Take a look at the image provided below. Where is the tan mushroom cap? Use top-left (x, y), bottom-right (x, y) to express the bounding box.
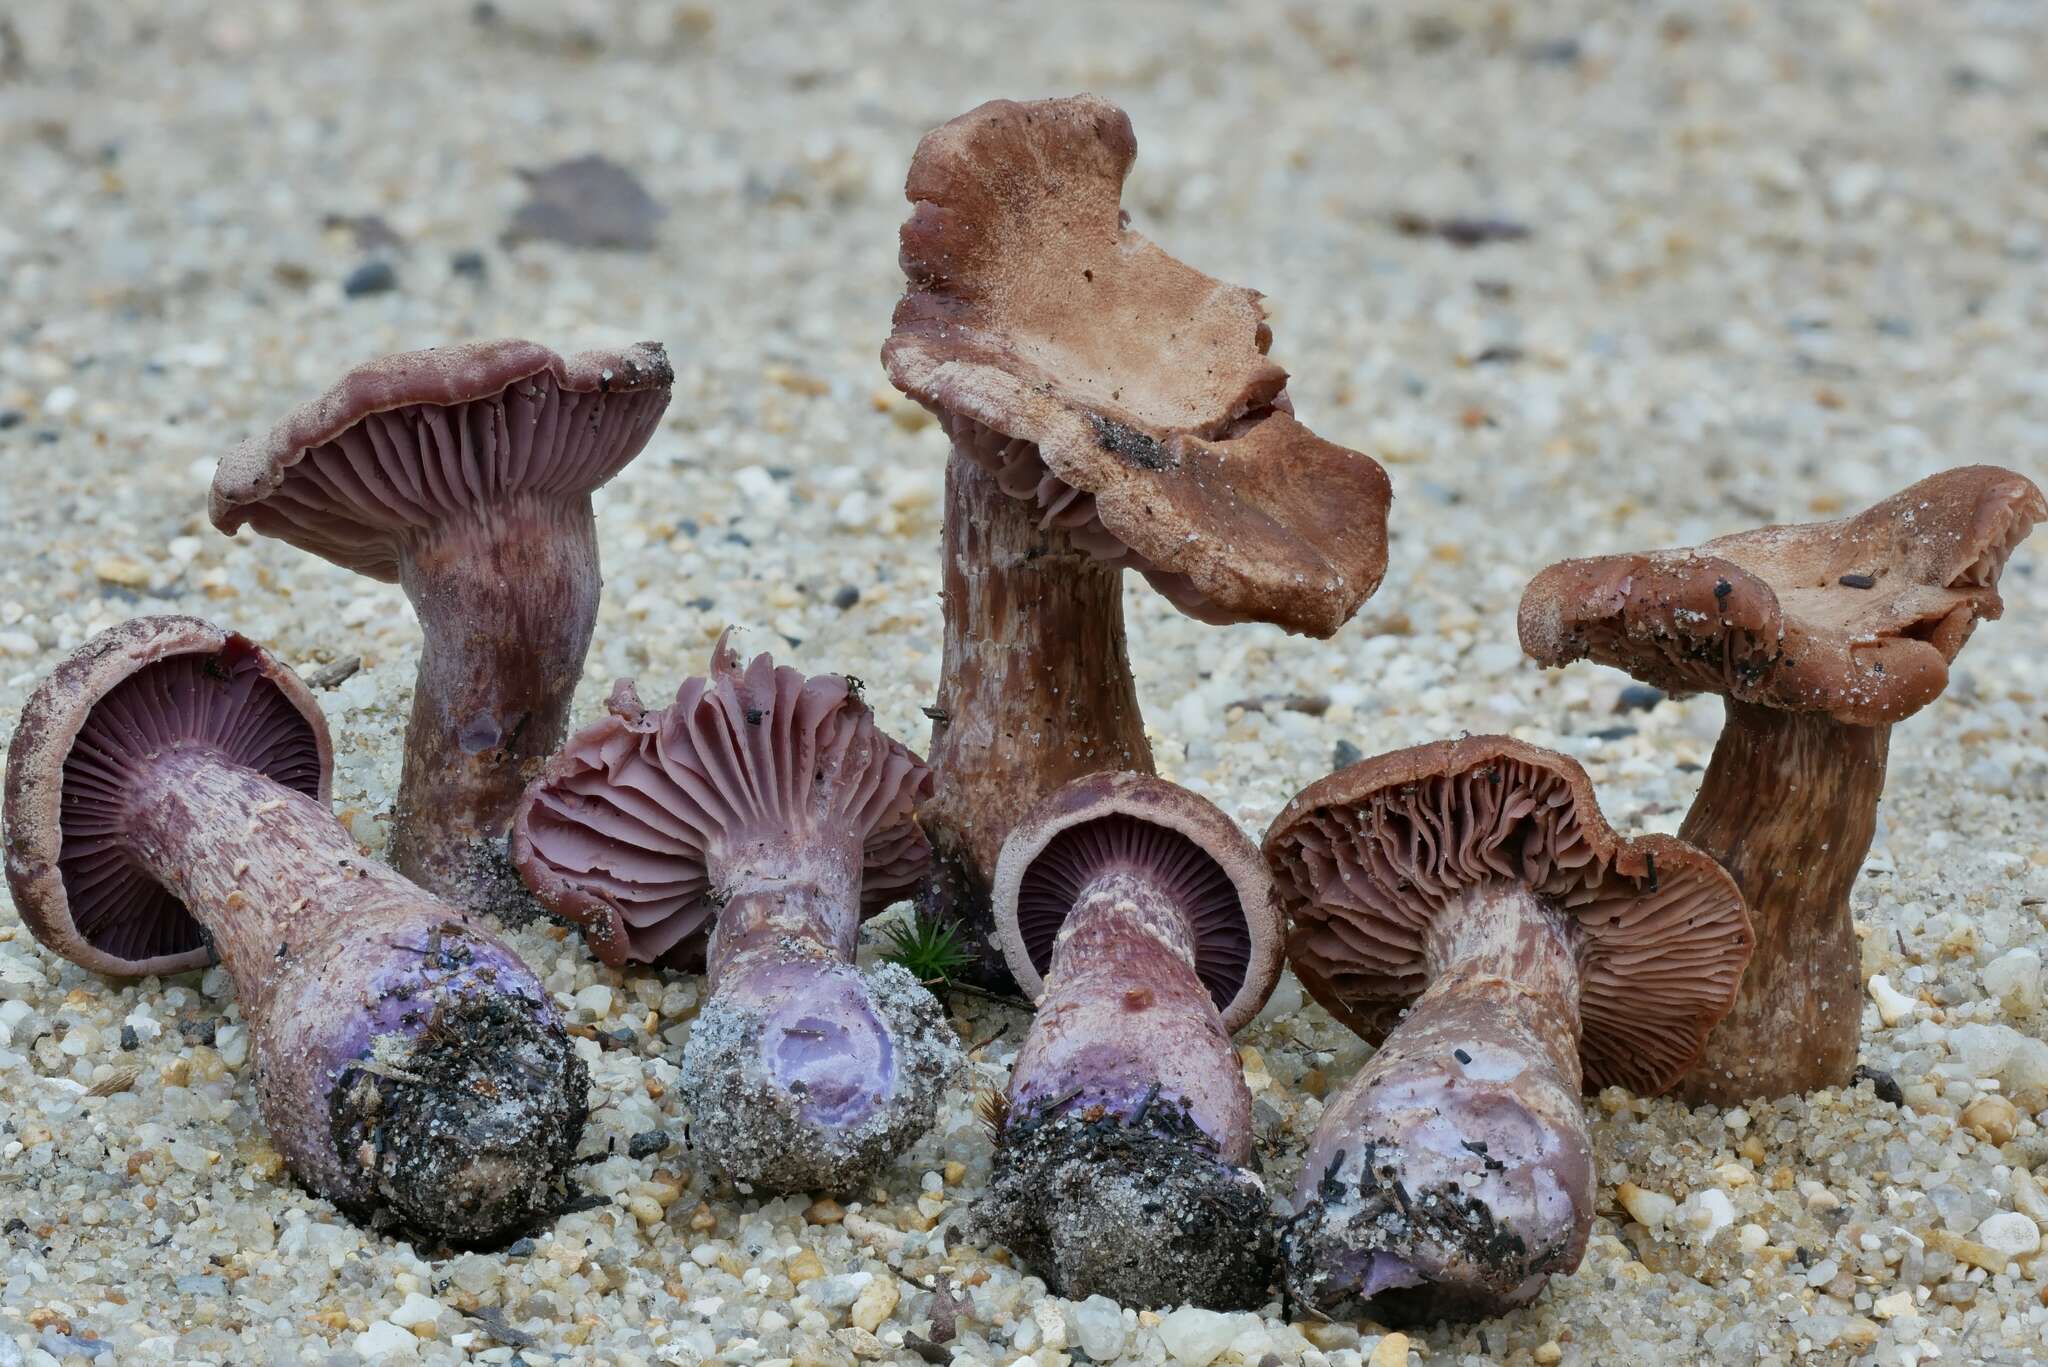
top-left (1264, 737), bottom-right (1753, 1095)
top-left (883, 95), bottom-right (1391, 638)
top-left (3, 616), bottom-right (332, 979)
top-left (210, 339), bottom-right (673, 581)
top-left (992, 771), bottom-right (1284, 1033)
top-left (1520, 466), bottom-right (2047, 728)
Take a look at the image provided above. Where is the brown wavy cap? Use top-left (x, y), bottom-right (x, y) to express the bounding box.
top-left (210, 339), bottom-right (674, 581)
top-left (882, 95), bottom-right (1391, 638)
top-left (1520, 465), bottom-right (2048, 727)
top-left (3, 616), bottom-right (333, 979)
top-left (989, 770), bottom-right (1284, 1033)
top-left (1263, 736), bottom-right (1753, 1096)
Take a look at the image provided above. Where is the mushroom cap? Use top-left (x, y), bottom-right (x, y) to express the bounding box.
top-left (210, 339), bottom-right (674, 581)
top-left (992, 771), bottom-right (1284, 1034)
top-left (3, 616), bottom-right (332, 978)
top-left (883, 95), bottom-right (1392, 638)
top-left (510, 637), bottom-right (933, 969)
top-left (1519, 465), bottom-right (2048, 727)
top-left (1263, 736), bottom-right (1752, 1095)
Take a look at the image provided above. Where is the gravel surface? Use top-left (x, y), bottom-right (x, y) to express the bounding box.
top-left (3, 2), bottom-right (2046, 1364)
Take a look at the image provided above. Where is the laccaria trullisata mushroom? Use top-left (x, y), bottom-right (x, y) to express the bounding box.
top-left (882, 95), bottom-right (1393, 990)
top-left (1520, 465), bottom-right (2045, 1103)
top-left (511, 638), bottom-right (960, 1191)
top-left (210, 340), bottom-right (673, 912)
top-left (1265, 738), bottom-right (1751, 1323)
top-left (2, 617), bottom-right (588, 1243)
top-left (974, 772), bottom-right (1284, 1309)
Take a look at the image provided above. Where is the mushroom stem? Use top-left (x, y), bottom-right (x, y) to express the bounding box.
top-left (390, 498), bottom-right (601, 909)
top-left (1675, 699), bottom-right (1889, 1102)
top-left (921, 438), bottom-right (1152, 990)
top-left (682, 841), bottom-right (961, 1192)
top-left (1285, 881), bottom-right (1595, 1325)
top-left (124, 745), bottom-right (586, 1243)
top-left (1007, 869), bottom-right (1247, 1147)
top-left (978, 868), bottom-right (1272, 1308)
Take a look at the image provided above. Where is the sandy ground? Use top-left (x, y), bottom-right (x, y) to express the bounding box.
top-left (3, 1), bottom-right (2046, 1364)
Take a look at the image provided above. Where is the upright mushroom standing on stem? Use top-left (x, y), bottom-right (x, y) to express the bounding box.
top-left (1520, 465), bottom-right (2045, 1102)
top-left (511, 638), bottom-right (960, 1192)
top-left (2, 617), bottom-right (588, 1244)
top-left (975, 772), bottom-right (1284, 1309)
top-left (1265, 738), bottom-right (1751, 1323)
top-left (882, 94), bottom-right (1394, 990)
top-left (210, 339), bottom-right (673, 913)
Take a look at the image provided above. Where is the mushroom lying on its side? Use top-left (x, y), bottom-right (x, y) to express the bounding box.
top-left (1265, 738), bottom-right (1751, 1323)
top-left (1521, 465), bottom-right (2045, 1102)
top-left (974, 772), bottom-right (1284, 1309)
top-left (512, 637), bottom-right (959, 1192)
top-left (2, 617), bottom-right (588, 1244)
top-left (883, 95), bottom-right (1394, 991)
top-left (211, 340), bottom-right (673, 915)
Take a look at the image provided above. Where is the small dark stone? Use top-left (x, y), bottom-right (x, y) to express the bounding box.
top-left (4, 1218), bottom-right (26, 1235)
top-left (724, 531), bottom-right (751, 547)
top-left (1333, 739), bottom-right (1364, 769)
top-left (1853, 1064), bottom-right (1905, 1107)
top-left (119, 1025), bottom-right (139, 1052)
top-left (1454, 1048), bottom-right (1472, 1064)
top-left (1838, 573), bottom-right (1877, 590)
top-left (1588, 725), bottom-right (1637, 741)
top-left (505, 1237), bottom-right (536, 1257)
top-left (1526, 36), bottom-right (1582, 64)
top-left (903, 1333), bottom-right (952, 1365)
top-left (1615, 684), bottom-right (1666, 713)
top-left (34, 429), bottom-right (58, 444)
top-left (677, 519), bottom-right (699, 536)
top-left (686, 596), bottom-right (714, 611)
top-left (0, 410), bottom-right (22, 430)
top-left (504, 154), bottom-right (663, 252)
top-left (451, 249), bottom-right (488, 280)
top-left (832, 585), bottom-right (861, 610)
top-left (180, 1017), bottom-right (216, 1046)
top-left (342, 259), bottom-right (399, 297)
top-left (627, 1129), bottom-right (672, 1160)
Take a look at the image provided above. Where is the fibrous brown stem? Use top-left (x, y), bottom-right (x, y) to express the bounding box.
top-left (390, 498), bottom-right (600, 912)
top-left (1285, 882), bottom-right (1594, 1324)
top-left (1676, 699), bottom-right (1889, 1103)
top-left (920, 448), bottom-right (1151, 990)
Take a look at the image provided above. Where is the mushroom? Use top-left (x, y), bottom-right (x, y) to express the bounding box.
top-left (973, 771), bottom-right (1284, 1309)
top-left (210, 339), bottom-right (674, 912)
top-left (2, 617), bottom-right (588, 1243)
top-left (1264, 737), bottom-right (1751, 1323)
top-left (882, 95), bottom-right (1394, 990)
top-left (510, 637), bottom-right (960, 1192)
top-left (1519, 465), bottom-right (2046, 1101)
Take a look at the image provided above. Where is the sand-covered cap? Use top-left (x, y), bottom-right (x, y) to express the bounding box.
top-left (511, 636), bottom-right (933, 969)
top-left (1265, 736), bottom-right (1752, 1094)
top-left (883, 95), bottom-right (1392, 637)
top-left (1520, 466), bottom-right (2048, 728)
top-left (210, 339), bottom-right (674, 580)
top-left (993, 771), bottom-right (1283, 1033)
top-left (3, 616), bottom-right (332, 978)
